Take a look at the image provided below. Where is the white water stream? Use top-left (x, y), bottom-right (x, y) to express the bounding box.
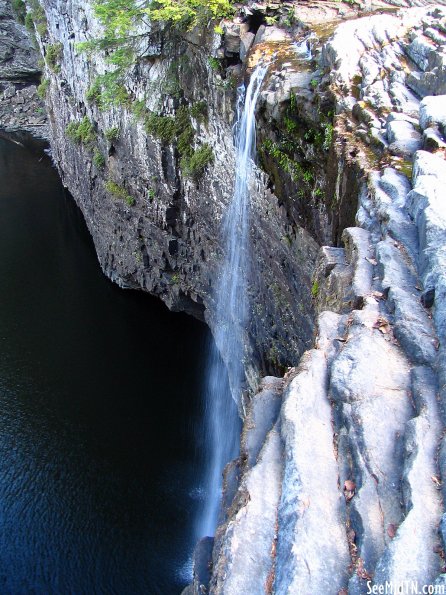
top-left (197, 63), bottom-right (269, 538)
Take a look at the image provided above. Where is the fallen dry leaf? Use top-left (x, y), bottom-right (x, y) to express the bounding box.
top-left (356, 558), bottom-right (372, 580)
top-left (365, 257), bottom-right (378, 266)
top-left (387, 523), bottom-right (397, 538)
top-left (373, 316), bottom-right (390, 334)
top-left (432, 475), bottom-right (442, 488)
top-left (344, 480), bottom-right (356, 491)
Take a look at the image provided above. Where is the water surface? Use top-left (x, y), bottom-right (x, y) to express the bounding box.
top-left (0, 138), bottom-right (209, 594)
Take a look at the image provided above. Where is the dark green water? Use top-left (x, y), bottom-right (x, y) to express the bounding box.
top-left (0, 138), bottom-right (209, 594)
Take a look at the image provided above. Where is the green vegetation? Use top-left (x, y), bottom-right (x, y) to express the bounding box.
top-left (190, 100), bottom-right (208, 121)
top-left (83, 74), bottom-right (129, 109)
top-left (45, 43), bottom-right (63, 72)
top-left (37, 78), bottom-right (49, 99)
top-left (181, 143), bottom-right (214, 180)
top-left (105, 126), bottom-right (120, 141)
top-left (11, 0), bottom-right (26, 23)
top-left (311, 280), bottom-right (319, 298)
top-left (93, 150), bottom-right (106, 168)
top-left (147, 188), bottom-right (155, 201)
top-left (144, 104), bottom-right (212, 179)
top-left (65, 116), bottom-right (96, 146)
top-left (104, 179), bottom-right (135, 206)
top-left (76, 0), bottom-right (234, 111)
top-left (261, 138), bottom-right (312, 185)
top-left (208, 57), bottom-right (220, 72)
top-left (26, 0), bottom-right (47, 37)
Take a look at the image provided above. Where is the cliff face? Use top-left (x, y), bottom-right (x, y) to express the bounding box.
top-left (0, 0), bottom-right (47, 139)
top-left (9, 0), bottom-right (446, 592)
top-left (34, 0), bottom-right (327, 391)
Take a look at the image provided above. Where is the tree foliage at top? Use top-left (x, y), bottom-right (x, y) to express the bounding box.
top-left (78, 0), bottom-right (233, 107)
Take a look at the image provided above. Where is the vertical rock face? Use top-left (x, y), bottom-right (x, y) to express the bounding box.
top-left (207, 4), bottom-right (446, 594)
top-left (8, 0), bottom-right (446, 591)
top-left (0, 0), bottom-right (47, 138)
top-left (35, 0), bottom-right (321, 388)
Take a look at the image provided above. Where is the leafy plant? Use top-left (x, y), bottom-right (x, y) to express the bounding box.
top-left (181, 144), bottom-right (214, 180)
top-left (208, 57), bottom-right (220, 72)
top-left (11, 0), bottom-right (26, 23)
top-left (105, 126), bottom-right (120, 141)
top-left (26, 0), bottom-right (47, 37)
top-left (45, 43), bottom-right (63, 72)
top-left (104, 179), bottom-right (135, 206)
top-left (65, 116), bottom-right (96, 146)
top-left (93, 150), bottom-right (106, 168)
top-left (37, 78), bottom-right (49, 99)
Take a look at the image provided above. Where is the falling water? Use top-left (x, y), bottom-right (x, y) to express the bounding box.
top-left (197, 62), bottom-right (269, 538)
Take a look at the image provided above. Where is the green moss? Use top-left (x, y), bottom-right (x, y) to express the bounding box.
top-left (37, 78), bottom-right (49, 99)
top-left (104, 127), bottom-right (120, 142)
top-left (27, 0), bottom-right (47, 37)
top-left (181, 144), bottom-right (214, 180)
top-left (208, 57), bottom-right (220, 72)
top-left (93, 150), bottom-right (106, 168)
top-left (132, 99), bottom-right (148, 121)
top-left (86, 80), bottom-right (102, 104)
top-left (104, 179), bottom-right (135, 206)
top-left (65, 116), bottom-right (96, 146)
top-left (311, 280), bottom-right (319, 298)
top-left (145, 112), bottom-right (177, 142)
top-left (190, 100), bottom-right (208, 121)
top-left (11, 0), bottom-right (26, 23)
top-left (45, 43), bottom-right (63, 72)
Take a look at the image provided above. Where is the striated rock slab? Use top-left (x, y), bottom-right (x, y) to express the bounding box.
top-left (274, 314), bottom-right (350, 595)
top-left (210, 423), bottom-right (283, 595)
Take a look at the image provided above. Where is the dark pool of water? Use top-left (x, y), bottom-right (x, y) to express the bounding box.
top-left (0, 138), bottom-right (210, 594)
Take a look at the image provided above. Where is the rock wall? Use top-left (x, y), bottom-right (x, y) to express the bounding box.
top-left (7, 0), bottom-right (446, 592)
top-left (34, 0), bottom-right (325, 391)
top-left (196, 3), bottom-right (446, 594)
top-left (0, 0), bottom-right (47, 139)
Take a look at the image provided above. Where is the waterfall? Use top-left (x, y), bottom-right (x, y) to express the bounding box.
top-left (197, 62), bottom-right (269, 539)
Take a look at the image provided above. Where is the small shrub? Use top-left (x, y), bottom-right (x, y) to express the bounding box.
top-left (132, 100), bottom-right (148, 121)
top-left (45, 43), bottom-right (63, 72)
top-left (26, 0), bottom-right (47, 36)
top-left (147, 188), bottom-right (155, 201)
top-left (181, 143), bottom-right (214, 180)
top-left (208, 57), bottom-right (220, 72)
top-left (86, 80), bottom-right (102, 104)
top-left (93, 150), bottom-right (106, 168)
top-left (104, 179), bottom-right (135, 206)
top-left (37, 78), bottom-right (49, 99)
top-left (24, 12), bottom-right (34, 30)
top-left (145, 112), bottom-right (177, 143)
top-left (214, 24), bottom-right (224, 35)
top-left (104, 127), bottom-right (119, 142)
top-left (65, 116), bottom-right (96, 146)
top-left (190, 100), bottom-right (208, 121)
top-left (11, 0), bottom-right (26, 23)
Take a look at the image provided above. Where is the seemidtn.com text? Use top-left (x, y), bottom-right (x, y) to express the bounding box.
top-left (367, 582), bottom-right (446, 595)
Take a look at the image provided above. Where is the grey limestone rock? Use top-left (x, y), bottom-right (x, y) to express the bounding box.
top-left (274, 321), bottom-right (350, 595)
